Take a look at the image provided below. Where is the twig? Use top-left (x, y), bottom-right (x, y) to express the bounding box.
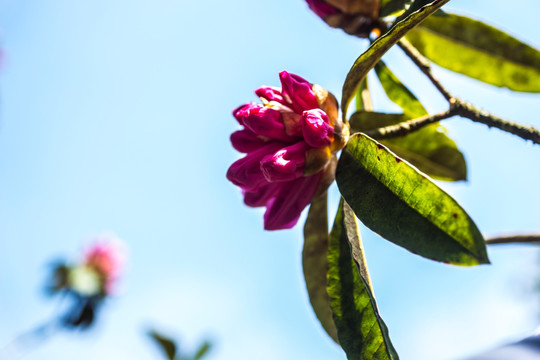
top-left (486, 234), bottom-right (540, 246)
top-left (363, 91), bottom-right (540, 144)
top-left (394, 37), bottom-right (540, 144)
top-left (397, 38), bottom-right (453, 101)
top-left (365, 109), bottom-right (456, 139)
top-left (452, 99), bottom-right (540, 145)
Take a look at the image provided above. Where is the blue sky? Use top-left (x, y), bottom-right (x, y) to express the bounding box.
top-left (0, 0), bottom-right (539, 359)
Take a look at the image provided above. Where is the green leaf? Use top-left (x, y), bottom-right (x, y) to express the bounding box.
top-left (355, 79), bottom-right (369, 113)
top-left (350, 112), bottom-right (409, 133)
top-left (148, 330), bottom-right (177, 360)
top-left (379, 0), bottom-right (410, 17)
top-left (365, 63), bottom-right (467, 181)
top-left (374, 61), bottom-right (427, 118)
top-left (336, 133), bottom-right (489, 265)
top-left (342, 0), bottom-right (449, 118)
top-left (303, 192), bottom-right (339, 343)
top-left (406, 13), bottom-right (540, 92)
top-left (328, 199), bottom-right (399, 360)
top-left (193, 341), bottom-right (212, 360)
top-left (392, 0), bottom-right (437, 25)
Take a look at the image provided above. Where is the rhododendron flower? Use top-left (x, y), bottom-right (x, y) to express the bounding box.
top-left (227, 71), bottom-right (348, 230)
top-left (306, 0), bottom-right (380, 37)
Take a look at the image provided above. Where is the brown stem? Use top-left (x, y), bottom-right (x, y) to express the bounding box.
top-left (398, 38), bottom-right (453, 101)
top-left (365, 109), bottom-right (457, 139)
top-left (486, 234), bottom-right (540, 246)
top-left (452, 99), bottom-right (540, 145)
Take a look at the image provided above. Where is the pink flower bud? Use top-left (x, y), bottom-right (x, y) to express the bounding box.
top-left (227, 72), bottom-right (349, 230)
top-left (260, 142), bottom-right (309, 182)
top-left (236, 104), bottom-right (297, 142)
top-left (230, 129), bottom-right (266, 153)
top-left (279, 71), bottom-right (320, 113)
top-left (301, 109), bottom-right (334, 148)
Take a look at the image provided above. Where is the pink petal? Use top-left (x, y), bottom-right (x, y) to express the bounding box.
top-left (227, 142), bottom-right (285, 191)
top-left (230, 129), bottom-right (266, 153)
top-left (263, 172), bottom-right (323, 230)
top-left (279, 71), bottom-right (320, 113)
top-left (233, 103), bottom-right (258, 124)
top-left (255, 86), bottom-right (286, 105)
top-left (243, 182), bottom-right (281, 207)
top-left (301, 109), bottom-right (334, 148)
top-left (236, 104), bottom-right (297, 142)
top-left (260, 141), bottom-right (308, 182)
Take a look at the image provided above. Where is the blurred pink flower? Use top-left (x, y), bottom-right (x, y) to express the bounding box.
top-left (227, 71), bottom-right (348, 230)
top-left (83, 234), bottom-right (126, 295)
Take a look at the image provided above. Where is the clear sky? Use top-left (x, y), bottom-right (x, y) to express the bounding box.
top-left (0, 1), bottom-right (539, 359)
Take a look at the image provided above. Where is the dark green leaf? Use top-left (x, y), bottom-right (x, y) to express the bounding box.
top-left (336, 133), bottom-right (489, 265)
top-left (374, 61), bottom-right (427, 118)
top-left (303, 192), bottom-right (339, 343)
top-left (406, 13), bottom-right (540, 92)
top-left (341, 0), bottom-right (449, 118)
top-left (148, 330), bottom-right (177, 360)
top-left (392, 0), bottom-right (437, 25)
top-left (193, 341), bottom-right (212, 360)
top-left (367, 63), bottom-right (467, 181)
top-left (328, 199), bottom-right (399, 360)
top-left (379, 0), bottom-right (410, 17)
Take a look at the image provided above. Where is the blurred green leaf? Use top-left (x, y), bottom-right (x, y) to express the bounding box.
top-left (336, 133), bottom-right (489, 265)
top-left (303, 192), bottom-right (339, 343)
top-left (148, 330), bottom-right (177, 360)
top-left (361, 63), bottom-right (467, 181)
top-left (342, 0), bottom-right (449, 118)
top-left (406, 13), bottom-right (540, 92)
top-left (328, 199), bottom-right (399, 360)
top-left (193, 341), bottom-right (212, 360)
top-left (374, 61), bottom-right (427, 118)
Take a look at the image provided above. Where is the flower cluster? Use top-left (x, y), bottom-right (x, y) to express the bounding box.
top-left (227, 71), bottom-right (348, 230)
top-left (306, 0), bottom-right (380, 37)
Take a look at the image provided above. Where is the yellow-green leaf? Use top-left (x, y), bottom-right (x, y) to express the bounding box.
top-left (374, 61), bottom-right (427, 118)
top-left (406, 13), bottom-right (540, 92)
